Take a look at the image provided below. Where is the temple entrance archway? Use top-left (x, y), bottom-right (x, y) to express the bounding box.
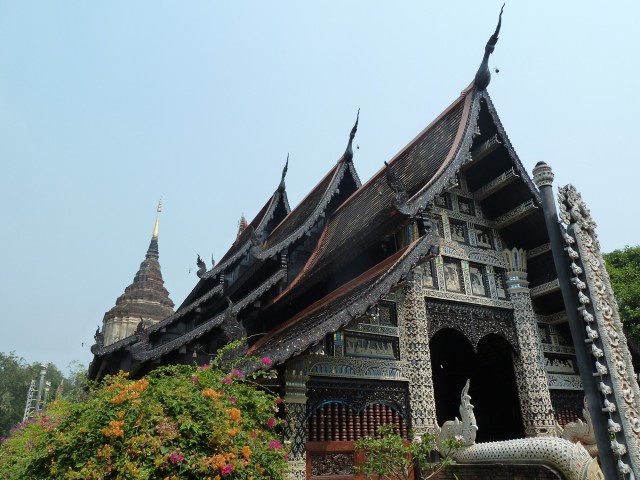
top-left (430, 329), bottom-right (524, 442)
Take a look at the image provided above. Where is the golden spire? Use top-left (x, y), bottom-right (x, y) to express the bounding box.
top-left (153, 199), bottom-right (162, 239)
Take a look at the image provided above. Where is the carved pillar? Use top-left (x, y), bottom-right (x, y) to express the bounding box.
top-left (397, 271), bottom-right (438, 434)
top-left (284, 369), bottom-right (309, 480)
top-left (504, 247), bottom-right (556, 436)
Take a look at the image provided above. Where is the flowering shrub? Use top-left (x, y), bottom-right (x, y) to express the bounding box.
top-left (0, 344), bottom-right (287, 479)
top-left (354, 424), bottom-right (464, 480)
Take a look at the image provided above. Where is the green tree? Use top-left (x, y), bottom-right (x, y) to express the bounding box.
top-left (0, 353), bottom-right (83, 438)
top-left (603, 246), bottom-right (640, 342)
top-left (0, 342), bottom-right (287, 479)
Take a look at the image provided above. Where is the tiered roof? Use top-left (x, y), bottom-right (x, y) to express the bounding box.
top-left (90, 7), bottom-right (554, 378)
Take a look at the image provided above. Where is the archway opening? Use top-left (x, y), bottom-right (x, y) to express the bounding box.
top-left (475, 334), bottom-right (524, 441)
top-left (430, 329), bottom-right (524, 442)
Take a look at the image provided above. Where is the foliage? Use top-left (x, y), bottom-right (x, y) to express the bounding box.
top-left (354, 424), bottom-right (464, 480)
top-left (0, 343), bottom-right (287, 479)
top-left (603, 246), bottom-right (640, 342)
top-left (0, 353), bottom-right (86, 438)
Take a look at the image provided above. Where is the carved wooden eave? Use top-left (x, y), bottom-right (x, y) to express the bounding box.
top-left (530, 279), bottom-right (561, 299)
top-left (493, 198), bottom-right (538, 229)
top-left (256, 157), bottom-right (360, 261)
top-left (474, 166), bottom-right (520, 201)
top-left (131, 268), bottom-right (287, 362)
top-left (90, 283), bottom-right (225, 362)
top-left (145, 284), bottom-right (224, 336)
top-left (247, 229), bottom-right (440, 368)
top-left (527, 243), bottom-right (552, 260)
top-left (91, 332), bottom-right (138, 357)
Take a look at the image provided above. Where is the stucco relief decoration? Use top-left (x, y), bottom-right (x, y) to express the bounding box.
top-left (436, 379), bottom-right (477, 446)
top-left (397, 277), bottom-right (439, 434)
top-left (562, 397), bottom-right (597, 457)
top-left (424, 300), bottom-right (518, 350)
top-left (558, 183), bottom-right (640, 477)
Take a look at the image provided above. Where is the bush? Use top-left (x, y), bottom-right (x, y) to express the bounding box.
top-left (0, 346), bottom-right (287, 479)
top-left (354, 424), bottom-right (464, 480)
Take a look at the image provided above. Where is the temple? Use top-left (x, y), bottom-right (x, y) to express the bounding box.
top-left (89, 9), bottom-right (640, 480)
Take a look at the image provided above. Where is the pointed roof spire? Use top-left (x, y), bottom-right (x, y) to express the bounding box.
top-left (473, 4), bottom-right (504, 91)
top-left (152, 199), bottom-right (162, 239)
top-left (102, 201), bottom-right (174, 346)
top-left (237, 214), bottom-right (248, 239)
top-left (146, 199), bottom-right (162, 260)
top-left (278, 154), bottom-right (289, 192)
top-left (343, 109), bottom-right (359, 163)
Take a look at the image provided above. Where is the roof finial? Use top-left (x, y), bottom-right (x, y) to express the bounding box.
top-left (152, 199), bottom-right (162, 239)
top-left (473, 4), bottom-right (504, 91)
top-left (343, 108), bottom-right (360, 163)
top-left (237, 214), bottom-right (248, 239)
top-left (278, 153), bottom-right (289, 192)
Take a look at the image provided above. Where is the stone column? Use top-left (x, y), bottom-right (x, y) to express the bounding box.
top-left (283, 369), bottom-right (309, 480)
top-left (397, 270), bottom-right (439, 435)
top-left (503, 247), bottom-right (556, 436)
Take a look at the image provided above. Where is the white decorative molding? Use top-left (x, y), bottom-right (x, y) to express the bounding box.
top-left (528, 243), bottom-right (552, 260)
top-left (495, 199), bottom-right (538, 229)
top-left (548, 373), bottom-right (583, 390)
top-left (424, 288), bottom-right (512, 309)
top-left (537, 311), bottom-right (568, 325)
top-left (542, 344), bottom-right (576, 355)
top-left (530, 279), bottom-right (561, 298)
top-left (474, 167), bottom-right (520, 201)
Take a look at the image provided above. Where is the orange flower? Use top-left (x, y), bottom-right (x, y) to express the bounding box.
top-left (226, 408), bottom-right (241, 421)
top-left (102, 419), bottom-right (124, 438)
top-left (242, 445), bottom-right (252, 459)
top-left (209, 454), bottom-right (226, 469)
top-left (227, 429), bottom-right (238, 437)
top-left (202, 388), bottom-right (223, 399)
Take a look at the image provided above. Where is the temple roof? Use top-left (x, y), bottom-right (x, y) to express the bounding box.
top-left (249, 228), bottom-right (439, 366)
top-left (279, 87), bottom-right (475, 297)
top-left (133, 267), bottom-right (287, 362)
top-left (202, 181), bottom-right (290, 280)
top-left (258, 155), bottom-right (360, 260)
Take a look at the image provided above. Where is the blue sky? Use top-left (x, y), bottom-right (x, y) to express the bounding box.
top-left (1, 1), bottom-right (638, 371)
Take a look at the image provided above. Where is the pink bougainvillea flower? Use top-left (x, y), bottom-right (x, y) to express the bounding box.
top-left (228, 396), bottom-right (237, 404)
top-left (169, 450), bottom-right (185, 464)
top-left (260, 356), bottom-right (272, 366)
top-left (190, 376), bottom-right (199, 383)
top-left (275, 398), bottom-right (283, 404)
top-left (199, 363), bottom-right (209, 370)
top-left (231, 369), bottom-right (244, 379)
top-left (220, 464), bottom-right (234, 476)
top-left (268, 440), bottom-right (282, 450)
top-left (267, 417), bottom-right (276, 428)
top-left (220, 377), bottom-right (233, 385)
